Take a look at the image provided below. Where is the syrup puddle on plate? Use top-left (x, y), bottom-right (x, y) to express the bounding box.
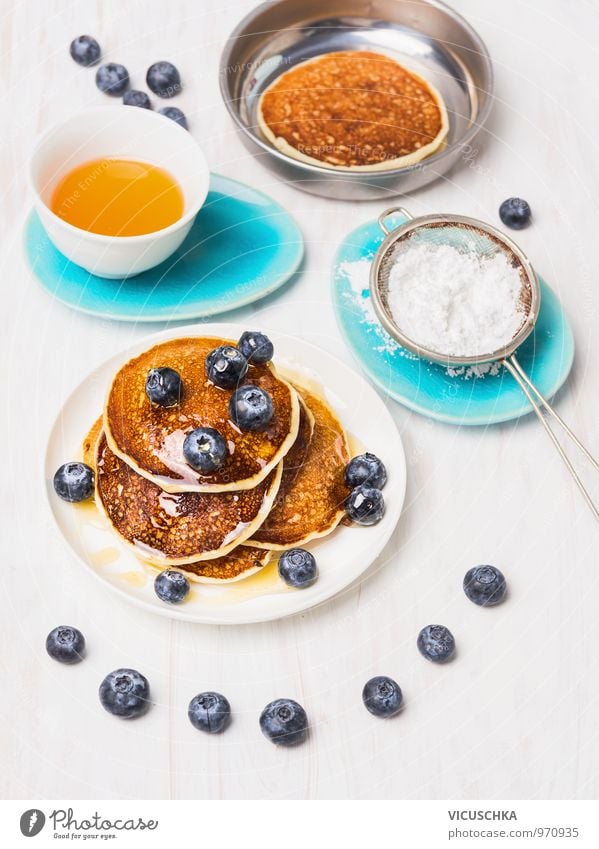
top-left (73, 498), bottom-right (148, 588)
top-left (347, 431), bottom-right (366, 457)
top-left (214, 560), bottom-right (291, 604)
top-left (119, 570), bottom-right (148, 588)
top-left (150, 559), bottom-right (292, 608)
top-left (72, 496), bottom-right (107, 530)
top-left (72, 494), bottom-right (289, 606)
top-left (88, 546), bottom-right (120, 567)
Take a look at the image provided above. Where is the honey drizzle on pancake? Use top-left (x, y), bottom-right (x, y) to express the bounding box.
top-left (81, 417), bottom-right (278, 582)
top-left (173, 546), bottom-right (271, 583)
top-left (95, 432), bottom-right (282, 565)
top-left (104, 336), bottom-right (299, 493)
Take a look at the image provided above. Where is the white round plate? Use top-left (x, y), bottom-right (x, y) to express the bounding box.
top-left (44, 323), bottom-right (406, 624)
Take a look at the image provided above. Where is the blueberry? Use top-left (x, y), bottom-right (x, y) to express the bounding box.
top-left (463, 565), bottom-right (507, 607)
top-left (259, 698), bottom-right (308, 746)
top-left (237, 331), bottom-right (274, 365)
top-left (146, 61), bottom-right (182, 98)
top-left (188, 692), bottom-right (231, 734)
top-left (158, 106), bottom-right (188, 130)
top-left (123, 89), bottom-right (152, 109)
top-left (417, 625), bottom-right (456, 663)
top-left (154, 569), bottom-right (190, 604)
top-left (69, 35), bottom-right (101, 67)
top-left (499, 197), bottom-right (531, 230)
top-left (46, 626), bottom-right (85, 664)
top-left (362, 676), bottom-right (403, 718)
top-left (345, 453), bottom-right (387, 490)
top-left (53, 462), bottom-right (94, 503)
top-left (95, 62), bottom-right (129, 96)
top-left (145, 367), bottom-right (182, 407)
top-left (205, 345), bottom-right (248, 389)
top-left (345, 485), bottom-right (385, 525)
top-left (278, 549), bottom-right (318, 589)
top-left (182, 427), bottom-right (228, 473)
top-left (99, 668), bottom-right (150, 719)
top-left (229, 385), bottom-right (273, 432)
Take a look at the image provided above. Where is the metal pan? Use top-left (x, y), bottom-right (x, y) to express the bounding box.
top-left (219, 0), bottom-right (494, 200)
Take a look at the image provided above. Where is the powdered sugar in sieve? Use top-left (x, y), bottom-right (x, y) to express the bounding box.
top-left (369, 207), bottom-right (599, 522)
top-left (375, 220), bottom-right (533, 361)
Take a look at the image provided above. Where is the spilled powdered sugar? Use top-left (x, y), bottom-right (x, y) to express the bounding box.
top-left (446, 362), bottom-right (502, 379)
top-left (338, 256), bottom-right (505, 380)
top-left (339, 257), bottom-right (407, 356)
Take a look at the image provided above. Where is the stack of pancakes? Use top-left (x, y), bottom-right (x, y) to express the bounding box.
top-left (84, 336), bottom-right (351, 583)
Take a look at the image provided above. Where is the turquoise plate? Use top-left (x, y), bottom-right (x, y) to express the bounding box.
top-left (25, 174), bottom-right (303, 322)
top-left (332, 214), bottom-right (575, 426)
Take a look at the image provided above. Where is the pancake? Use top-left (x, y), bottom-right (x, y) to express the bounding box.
top-left (278, 392), bottom-right (315, 475)
top-left (83, 419), bottom-right (272, 582)
top-left (157, 546), bottom-right (271, 585)
top-left (82, 416), bottom-right (103, 465)
top-left (94, 431), bottom-right (283, 566)
top-left (104, 336), bottom-right (300, 493)
top-left (250, 386), bottom-right (350, 549)
top-left (258, 50), bottom-right (448, 171)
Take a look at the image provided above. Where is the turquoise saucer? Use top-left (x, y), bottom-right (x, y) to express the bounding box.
top-left (25, 174), bottom-right (303, 322)
top-left (332, 214), bottom-right (575, 426)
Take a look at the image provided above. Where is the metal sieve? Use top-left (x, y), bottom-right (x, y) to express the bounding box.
top-left (370, 206), bottom-right (599, 520)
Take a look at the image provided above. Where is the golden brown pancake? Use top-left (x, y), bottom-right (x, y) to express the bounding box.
top-left (250, 387), bottom-right (350, 549)
top-left (170, 546), bottom-right (272, 584)
top-left (278, 392), bottom-right (315, 473)
top-left (95, 431), bottom-right (282, 566)
top-left (83, 419), bottom-right (272, 582)
top-left (264, 392), bottom-right (314, 511)
top-left (82, 416), bottom-right (103, 465)
top-left (104, 336), bottom-right (299, 493)
top-left (258, 50), bottom-right (448, 171)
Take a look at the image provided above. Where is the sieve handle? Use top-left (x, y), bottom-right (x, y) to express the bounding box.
top-left (378, 206), bottom-right (414, 235)
top-left (503, 354), bottom-right (599, 521)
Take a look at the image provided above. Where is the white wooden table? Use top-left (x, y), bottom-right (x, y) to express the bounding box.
top-left (2, 0), bottom-right (599, 800)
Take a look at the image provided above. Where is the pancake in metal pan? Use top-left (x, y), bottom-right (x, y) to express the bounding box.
top-left (104, 336), bottom-right (300, 493)
top-left (250, 386), bottom-right (350, 549)
top-left (94, 431), bottom-right (282, 566)
top-left (258, 50), bottom-right (448, 171)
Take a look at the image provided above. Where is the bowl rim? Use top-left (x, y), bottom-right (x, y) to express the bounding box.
top-left (219, 0), bottom-right (494, 179)
top-left (28, 105), bottom-right (210, 244)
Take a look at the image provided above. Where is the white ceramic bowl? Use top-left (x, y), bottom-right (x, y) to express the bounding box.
top-left (29, 106), bottom-right (210, 278)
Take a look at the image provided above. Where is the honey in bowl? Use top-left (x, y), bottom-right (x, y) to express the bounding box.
top-left (50, 158), bottom-right (184, 237)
